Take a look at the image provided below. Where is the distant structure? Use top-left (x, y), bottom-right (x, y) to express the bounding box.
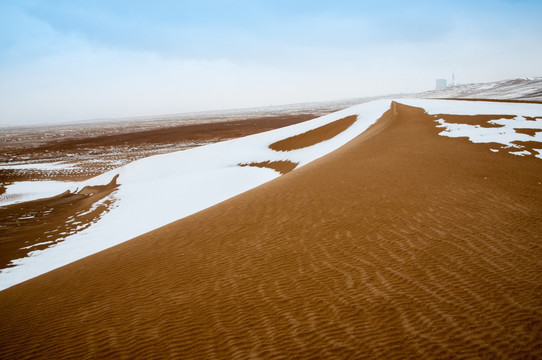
top-left (435, 79), bottom-right (447, 90)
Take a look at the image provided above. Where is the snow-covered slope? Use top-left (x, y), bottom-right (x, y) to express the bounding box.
top-left (0, 100), bottom-right (392, 290)
top-left (415, 78), bottom-right (542, 101)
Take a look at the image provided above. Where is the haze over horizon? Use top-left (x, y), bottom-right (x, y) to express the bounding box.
top-left (1, 0), bottom-right (542, 126)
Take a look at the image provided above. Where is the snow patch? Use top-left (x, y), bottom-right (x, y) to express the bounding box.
top-left (400, 99), bottom-right (542, 158)
top-left (0, 161), bottom-right (77, 170)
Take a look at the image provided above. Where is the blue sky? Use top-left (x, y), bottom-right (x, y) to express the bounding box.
top-left (1, 0), bottom-right (542, 125)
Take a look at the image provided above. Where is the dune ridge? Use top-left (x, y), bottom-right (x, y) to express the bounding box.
top-left (1, 101), bottom-right (541, 358)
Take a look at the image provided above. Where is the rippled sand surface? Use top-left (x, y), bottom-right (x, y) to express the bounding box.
top-left (1, 102), bottom-right (541, 359)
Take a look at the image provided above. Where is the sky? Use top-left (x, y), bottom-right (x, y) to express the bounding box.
top-left (1, 0), bottom-right (542, 126)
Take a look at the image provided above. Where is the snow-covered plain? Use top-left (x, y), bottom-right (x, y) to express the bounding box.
top-left (0, 161), bottom-right (76, 170)
top-left (1, 98), bottom-right (542, 290)
top-left (416, 77), bottom-right (542, 101)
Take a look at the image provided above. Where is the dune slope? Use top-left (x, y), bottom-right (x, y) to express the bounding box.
top-left (0, 101), bottom-right (387, 290)
top-left (1, 102), bottom-right (541, 358)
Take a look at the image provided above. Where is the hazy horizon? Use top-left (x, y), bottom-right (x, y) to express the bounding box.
top-left (1, 0), bottom-right (542, 126)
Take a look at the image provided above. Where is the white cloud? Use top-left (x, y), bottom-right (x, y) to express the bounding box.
top-left (1, 2), bottom-right (541, 126)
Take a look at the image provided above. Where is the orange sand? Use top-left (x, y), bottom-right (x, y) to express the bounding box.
top-left (269, 115), bottom-right (357, 151)
top-left (0, 102), bottom-right (541, 359)
top-left (515, 128), bottom-right (541, 136)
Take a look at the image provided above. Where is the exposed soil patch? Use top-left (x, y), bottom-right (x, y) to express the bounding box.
top-left (515, 128), bottom-right (541, 137)
top-left (269, 115), bottom-right (357, 151)
top-left (509, 140), bottom-right (542, 153)
top-left (0, 175), bottom-right (119, 269)
top-left (239, 160), bottom-right (298, 175)
top-left (431, 114), bottom-right (515, 127)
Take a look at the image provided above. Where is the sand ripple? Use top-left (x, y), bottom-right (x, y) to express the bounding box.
top-left (0, 102), bottom-right (541, 358)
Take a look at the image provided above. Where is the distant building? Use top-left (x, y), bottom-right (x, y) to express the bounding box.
top-left (435, 79), bottom-right (447, 90)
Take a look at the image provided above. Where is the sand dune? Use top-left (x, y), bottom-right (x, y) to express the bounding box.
top-left (0, 100), bottom-right (386, 289)
top-left (1, 100), bottom-right (541, 358)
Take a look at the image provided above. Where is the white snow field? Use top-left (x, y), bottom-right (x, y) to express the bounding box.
top-left (1, 98), bottom-right (542, 290)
